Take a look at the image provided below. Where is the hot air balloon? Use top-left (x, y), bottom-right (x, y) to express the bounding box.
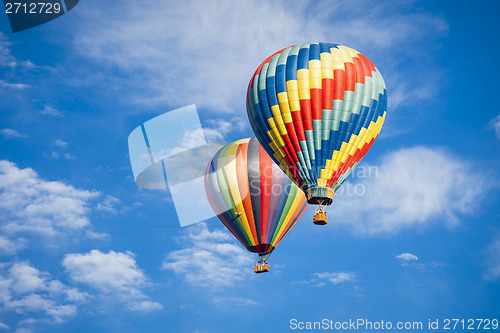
top-left (247, 43), bottom-right (387, 225)
top-left (204, 137), bottom-right (308, 273)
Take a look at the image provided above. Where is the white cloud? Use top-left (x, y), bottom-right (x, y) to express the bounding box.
top-left (396, 252), bottom-right (446, 271)
top-left (396, 252), bottom-right (418, 262)
top-left (295, 271), bottom-right (357, 288)
top-left (0, 80), bottom-right (30, 89)
top-left (162, 222), bottom-right (254, 289)
top-left (40, 105), bottom-right (63, 117)
top-left (0, 323), bottom-right (8, 330)
top-left (53, 140), bottom-right (68, 149)
top-left (0, 32), bottom-right (36, 70)
top-left (85, 230), bottom-right (109, 240)
top-left (203, 117), bottom-right (247, 142)
top-left (71, 0), bottom-right (447, 113)
top-left (488, 115), bottom-right (500, 140)
top-left (0, 261), bottom-right (86, 327)
top-left (62, 250), bottom-right (162, 312)
top-left (0, 236), bottom-right (27, 255)
top-left (0, 128), bottom-right (28, 139)
top-left (94, 195), bottom-right (121, 215)
top-left (483, 237), bottom-right (500, 281)
top-left (43, 151), bottom-right (75, 160)
top-left (331, 147), bottom-right (488, 234)
top-left (0, 160), bottom-right (100, 236)
top-left (126, 300), bottom-right (164, 312)
top-left (0, 32), bottom-right (16, 68)
top-left (315, 272), bottom-right (357, 286)
top-left (212, 296), bottom-right (257, 307)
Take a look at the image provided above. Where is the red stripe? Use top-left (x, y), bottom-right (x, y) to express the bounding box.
top-left (358, 53), bottom-right (372, 79)
top-left (259, 145), bottom-right (272, 241)
top-left (327, 135), bottom-right (378, 185)
top-left (299, 99), bottom-right (313, 130)
top-left (290, 110), bottom-right (306, 142)
top-left (282, 134), bottom-right (299, 163)
top-left (353, 57), bottom-right (365, 84)
top-left (333, 69), bottom-right (345, 100)
top-left (236, 143), bottom-right (259, 243)
top-left (284, 123), bottom-right (301, 152)
top-left (358, 53), bottom-right (376, 74)
top-left (310, 88), bottom-right (322, 119)
top-left (322, 78), bottom-right (333, 110)
top-left (344, 62), bottom-right (355, 92)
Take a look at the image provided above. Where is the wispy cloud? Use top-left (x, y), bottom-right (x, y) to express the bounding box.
top-left (212, 296), bottom-right (257, 307)
top-left (203, 117), bottom-right (247, 142)
top-left (0, 160), bottom-right (100, 236)
top-left (0, 235), bottom-right (27, 255)
top-left (483, 236), bottom-right (500, 281)
top-left (62, 250), bottom-right (162, 312)
top-left (0, 32), bottom-right (16, 68)
top-left (70, 0), bottom-right (447, 114)
top-left (0, 128), bottom-right (28, 139)
top-left (488, 115), bottom-right (500, 140)
top-left (0, 261), bottom-right (87, 330)
top-left (294, 271), bottom-right (357, 288)
top-left (0, 80), bottom-right (30, 89)
top-left (396, 252), bottom-right (418, 262)
top-left (40, 105), bottom-right (63, 117)
top-left (0, 32), bottom-right (36, 70)
top-left (162, 222), bottom-right (253, 289)
top-left (53, 139), bottom-right (68, 149)
top-left (42, 151), bottom-right (76, 160)
top-left (94, 195), bottom-right (121, 215)
top-left (332, 146), bottom-right (490, 234)
top-left (396, 252), bottom-right (446, 271)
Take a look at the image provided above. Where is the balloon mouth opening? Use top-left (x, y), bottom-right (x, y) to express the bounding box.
top-left (305, 187), bottom-right (334, 206)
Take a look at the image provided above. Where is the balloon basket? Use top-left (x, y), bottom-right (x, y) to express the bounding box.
top-left (305, 187), bottom-right (334, 205)
top-left (313, 206), bottom-right (327, 225)
top-left (254, 262), bottom-right (270, 274)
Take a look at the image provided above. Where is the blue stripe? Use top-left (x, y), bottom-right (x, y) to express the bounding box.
top-left (286, 55), bottom-right (298, 81)
top-left (275, 65), bottom-right (287, 94)
top-left (266, 76), bottom-right (278, 106)
top-left (309, 43), bottom-right (320, 60)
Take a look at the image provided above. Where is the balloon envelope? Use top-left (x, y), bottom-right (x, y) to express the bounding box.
top-left (204, 137), bottom-right (308, 260)
top-left (247, 43), bottom-right (387, 205)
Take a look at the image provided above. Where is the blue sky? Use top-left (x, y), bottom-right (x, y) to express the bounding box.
top-left (1, 1), bottom-right (500, 332)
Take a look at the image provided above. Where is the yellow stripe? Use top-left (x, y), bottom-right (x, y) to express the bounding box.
top-left (331, 47), bottom-right (344, 70)
top-left (321, 51), bottom-right (333, 70)
top-left (277, 91), bottom-right (288, 105)
top-left (297, 69), bottom-right (309, 81)
top-left (270, 195), bottom-right (302, 246)
top-left (289, 100), bottom-right (301, 112)
top-left (282, 112), bottom-right (292, 123)
top-left (225, 144), bottom-right (256, 245)
top-left (326, 113), bottom-right (386, 170)
top-left (309, 59), bottom-right (321, 89)
top-left (338, 45), bottom-right (354, 64)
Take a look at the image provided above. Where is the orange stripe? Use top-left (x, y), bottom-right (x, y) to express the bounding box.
top-left (235, 143), bottom-right (259, 243)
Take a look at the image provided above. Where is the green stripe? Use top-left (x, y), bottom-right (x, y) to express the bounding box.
top-left (270, 184), bottom-right (299, 245)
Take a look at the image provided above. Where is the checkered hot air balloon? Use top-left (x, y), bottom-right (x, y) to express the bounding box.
top-left (247, 43), bottom-right (387, 224)
top-left (204, 138), bottom-right (308, 273)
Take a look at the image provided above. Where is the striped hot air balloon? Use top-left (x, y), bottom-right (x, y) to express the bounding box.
top-left (204, 137), bottom-right (308, 273)
top-left (247, 43), bottom-right (387, 223)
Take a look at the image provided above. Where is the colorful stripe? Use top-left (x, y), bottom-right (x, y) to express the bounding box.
top-left (204, 137), bottom-right (308, 255)
top-left (247, 43), bottom-right (388, 194)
